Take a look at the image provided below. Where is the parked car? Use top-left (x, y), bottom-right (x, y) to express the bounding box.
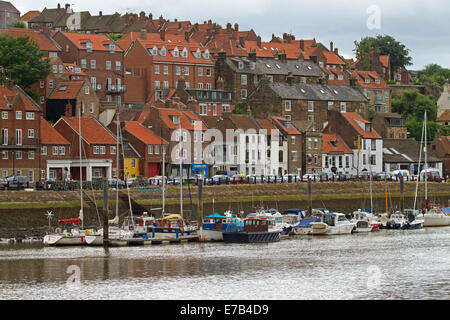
top-left (282, 174), bottom-right (300, 182)
top-left (108, 179), bottom-right (126, 189)
top-left (148, 176), bottom-right (167, 185)
top-left (0, 178), bottom-right (7, 190)
top-left (6, 176), bottom-right (29, 190)
top-left (211, 174), bottom-right (229, 185)
top-left (420, 169), bottom-right (444, 182)
top-left (390, 170), bottom-right (410, 181)
top-left (230, 174), bottom-right (246, 184)
top-left (246, 175), bottom-right (263, 183)
top-left (336, 174), bottom-right (350, 181)
top-left (302, 173), bottom-right (319, 181)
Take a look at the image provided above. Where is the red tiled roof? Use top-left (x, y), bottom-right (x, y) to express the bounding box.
top-left (0, 85), bottom-right (40, 111)
top-left (0, 28), bottom-right (60, 52)
top-left (341, 112), bottom-right (381, 139)
top-left (19, 11), bottom-right (41, 21)
top-left (49, 80), bottom-right (85, 99)
top-left (322, 133), bottom-right (352, 154)
top-left (40, 117), bottom-right (70, 145)
top-left (272, 116), bottom-right (301, 135)
top-left (352, 70), bottom-right (389, 89)
top-left (437, 110), bottom-right (450, 122)
top-left (61, 32), bottom-right (122, 52)
top-left (59, 116), bottom-right (117, 145)
top-left (244, 40), bottom-right (303, 59)
top-left (124, 121), bottom-right (168, 145)
top-left (158, 108), bottom-right (207, 131)
top-left (322, 51), bottom-right (345, 65)
top-left (256, 119), bottom-right (276, 132)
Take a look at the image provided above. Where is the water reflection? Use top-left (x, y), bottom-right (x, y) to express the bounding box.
top-left (0, 227), bottom-right (449, 300)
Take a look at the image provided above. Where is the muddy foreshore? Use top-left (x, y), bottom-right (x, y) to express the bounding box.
top-left (1, 181), bottom-right (449, 239)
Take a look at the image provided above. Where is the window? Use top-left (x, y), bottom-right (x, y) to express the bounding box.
top-left (329, 74), bottom-right (335, 80)
top-left (16, 111), bottom-right (22, 120)
top-left (206, 83), bottom-right (211, 89)
top-left (291, 136), bottom-right (295, 144)
top-left (16, 151), bottom-right (22, 159)
top-left (154, 65), bottom-right (160, 74)
top-left (176, 66), bottom-right (181, 75)
top-left (90, 103), bottom-right (94, 113)
top-left (206, 68), bottom-right (211, 77)
top-left (116, 61), bottom-right (121, 71)
top-left (338, 75), bottom-right (343, 80)
top-left (314, 138), bottom-right (318, 149)
top-left (163, 65), bottom-right (168, 75)
top-left (292, 151), bottom-right (297, 161)
top-left (308, 115), bottom-right (314, 121)
top-left (40, 80), bottom-right (44, 88)
top-left (90, 60), bottom-right (96, 69)
top-left (93, 168), bottom-right (103, 178)
top-left (81, 59), bottom-right (87, 68)
top-left (85, 86), bottom-right (89, 94)
top-left (370, 155), bottom-right (376, 165)
top-left (371, 139), bottom-right (376, 151)
top-left (106, 60), bottom-right (111, 70)
top-left (308, 101), bottom-right (314, 112)
top-left (184, 67), bottom-right (189, 75)
top-left (28, 129), bottom-right (34, 138)
top-left (307, 138), bottom-right (312, 149)
top-left (52, 65), bottom-right (57, 73)
top-left (15, 129), bottom-right (22, 145)
top-left (41, 146), bottom-right (47, 155)
top-left (241, 74), bottom-right (247, 85)
top-left (164, 81), bottom-right (169, 89)
top-left (28, 151), bottom-right (35, 159)
top-left (185, 82), bottom-right (190, 89)
top-left (241, 89), bottom-right (247, 99)
top-left (110, 146), bottom-right (116, 155)
top-left (1, 151), bottom-right (7, 159)
top-left (238, 61), bottom-right (244, 69)
top-left (148, 145), bottom-right (153, 154)
top-left (198, 67), bottom-right (203, 76)
top-left (66, 44), bottom-right (70, 52)
top-left (285, 100), bottom-right (291, 111)
top-left (363, 154), bottom-right (366, 165)
top-left (26, 112), bottom-right (34, 120)
top-left (199, 104), bottom-right (207, 115)
top-left (100, 146), bottom-right (106, 154)
top-left (328, 101), bottom-right (334, 110)
top-left (52, 146), bottom-right (58, 155)
top-left (93, 146), bottom-right (99, 154)
top-left (346, 156), bottom-right (350, 168)
top-left (130, 158), bottom-right (136, 168)
top-left (340, 102), bottom-right (346, 112)
top-left (155, 81), bottom-right (160, 89)
top-left (267, 75), bottom-right (273, 83)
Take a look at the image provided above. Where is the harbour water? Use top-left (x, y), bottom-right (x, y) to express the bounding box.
top-left (1, 227), bottom-right (449, 300)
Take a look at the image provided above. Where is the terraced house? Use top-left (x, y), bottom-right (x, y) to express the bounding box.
top-left (120, 31), bottom-right (214, 106)
top-left (351, 70), bottom-right (391, 113)
top-left (215, 50), bottom-right (324, 102)
top-left (52, 31), bottom-right (125, 107)
top-left (0, 1), bottom-right (20, 29)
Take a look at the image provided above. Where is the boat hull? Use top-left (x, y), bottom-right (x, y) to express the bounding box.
top-left (222, 231), bottom-right (281, 243)
top-left (292, 227), bottom-right (312, 235)
top-left (310, 222), bottom-right (355, 235)
top-left (43, 234), bottom-right (86, 246)
top-left (199, 228), bottom-right (224, 241)
top-left (423, 214), bottom-right (450, 227)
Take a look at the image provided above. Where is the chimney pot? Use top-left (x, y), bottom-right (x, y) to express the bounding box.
top-left (234, 23), bottom-right (239, 32)
top-left (99, 11), bottom-right (102, 17)
top-left (330, 41), bottom-right (333, 52)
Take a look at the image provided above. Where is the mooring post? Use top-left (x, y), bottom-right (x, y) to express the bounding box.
top-left (307, 178), bottom-right (312, 217)
top-left (197, 179), bottom-right (203, 223)
top-left (400, 175), bottom-right (404, 213)
top-left (103, 179), bottom-right (109, 248)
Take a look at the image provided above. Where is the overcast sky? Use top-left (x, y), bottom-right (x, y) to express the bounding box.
top-left (13, 0), bottom-right (450, 70)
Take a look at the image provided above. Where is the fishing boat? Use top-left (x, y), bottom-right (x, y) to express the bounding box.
top-left (247, 208), bottom-right (292, 236)
top-left (310, 212), bottom-right (356, 235)
top-left (292, 217), bottom-right (322, 235)
top-left (199, 211), bottom-right (243, 241)
top-left (145, 214), bottom-right (198, 241)
top-left (380, 211), bottom-right (423, 230)
top-left (351, 210), bottom-right (380, 232)
top-left (222, 216), bottom-right (281, 243)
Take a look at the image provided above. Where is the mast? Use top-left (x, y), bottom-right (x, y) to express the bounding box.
top-left (179, 122), bottom-right (183, 219)
top-left (413, 118), bottom-right (425, 213)
top-left (424, 111), bottom-right (428, 203)
top-left (368, 139), bottom-right (373, 214)
top-left (385, 163), bottom-right (388, 217)
top-left (115, 111), bottom-right (119, 221)
top-left (162, 141), bottom-right (165, 215)
top-left (78, 111), bottom-right (83, 229)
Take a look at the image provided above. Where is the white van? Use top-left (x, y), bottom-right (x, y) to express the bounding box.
top-left (390, 170), bottom-right (410, 181)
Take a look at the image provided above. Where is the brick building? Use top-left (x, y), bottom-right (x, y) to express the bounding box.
top-left (351, 70), bottom-right (391, 113)
top-left (52, 31), bottom-right (125, 106)
top-left (372, 112), bottom-right (407, 140)
top-left (321, 133), bottom-right (353, 176)
top-left (0, 83), bottom-right (41, 182)
top-left (53, 116), bottom-right (120, 180)
top-left (0, 1), bottom-right (20, 29)
top-left (46, 79), bottom-right (100, 123)
top-left (121, 33), bottom-right (214, 106)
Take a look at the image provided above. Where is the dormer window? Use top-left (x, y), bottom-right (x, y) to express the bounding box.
top-left (171, 115), bottom-right (180, 124)
top-left (182, 47), bottom-right (188, 58)
top-left (250, 62), bottom-right (255, 70)
top-left (238, 61), bottom-right (244, 69)
top-left (152, 45), bottom-right (158, 56)
top-left (195, 48), bottom-right (201, 59)
top-left (86, 41), bottom-right (92, 52)
top-left (375, 79), bottom-right (380, 84)
top-left (338, 75), bottom-right (343, 80)
top-left (109, 43), bottom-right (115, 53)
top-left (365, 123), bottom-right (372, 133)
top-left (204, 50), bottom-right (210, 59)
top-left (161, 46), bottom-right (167, 57)
top-left (173, 47), bottom-right (179, 58)
top-left (365, 78), bottom-right (370, 84)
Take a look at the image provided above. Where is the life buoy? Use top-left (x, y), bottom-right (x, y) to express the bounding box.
top-left (55, 227), bottom-right (62, 234)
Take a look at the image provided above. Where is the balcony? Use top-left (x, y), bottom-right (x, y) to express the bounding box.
top-left (106, 84), bottom-right (126, 93)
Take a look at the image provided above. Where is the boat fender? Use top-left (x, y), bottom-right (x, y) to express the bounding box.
top-left (55, 227), bottom-right (61, 234)
top-left (85, 230), bottom-right (90, 236)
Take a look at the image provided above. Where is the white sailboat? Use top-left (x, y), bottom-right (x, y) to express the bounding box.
top-left (417, 112), bottom-right (450, 227)
top-left (44, 115), bottom-right (94, 246)
top-left (310, 212), bottom-right (356, 235)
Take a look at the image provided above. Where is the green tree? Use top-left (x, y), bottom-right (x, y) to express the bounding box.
top-left (108, 33), bottom-right (123, 41)
top-left (414, 64), bottom-right (450, 99)
top-left (10, 19), bottom-right (26, 28)
top-left (391, 90), bottom-right (437, 121)
top-left (354, 35), bottom-right (412, 78)
top-left (407, 120), bottom-right (441, 143)
top-left (0, 34), bottom-right (50, 90)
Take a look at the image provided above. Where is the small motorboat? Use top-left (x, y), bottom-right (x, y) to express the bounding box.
top-left (310, 212), bottom-right (356, 235)
top-left (222, 216), bottom-right (281, 243)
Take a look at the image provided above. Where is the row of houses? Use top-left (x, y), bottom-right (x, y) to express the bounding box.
top-left (0, 2), bottom-right (448, 181)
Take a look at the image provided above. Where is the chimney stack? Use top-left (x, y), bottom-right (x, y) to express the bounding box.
top-left (256, 36), bottom-right (261, 48)
top-left (330, 41), bottom-right (333, 52)
top-left (334, 48), bottom-right (339, 56)
top-left (216, 77), bottom-right (225, 90)
top-left (149, 13), bottom-right (153, 20)
top-left (99, 11), bottom-right (102, 17)
top-left (184, 31), bottom-right (190, 42)
top-left (234, 23), bottom-right (239, 32)
top-left (239, 35), bottom-right (245, 48)
top-left (160, 29), bottom-right (165, 41)
top-left (299, 40), bottom-right (304, 50)
top-left (286, 72), bottom-right (294, 85)
top-left (65, 3), bottom-right (71, 13)
top-left (226, 23), bottom-right (232, 33)
top-left (248, 50), bottom-right (256, 62)
top-left (141, 29), bottom-right (147, 40)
